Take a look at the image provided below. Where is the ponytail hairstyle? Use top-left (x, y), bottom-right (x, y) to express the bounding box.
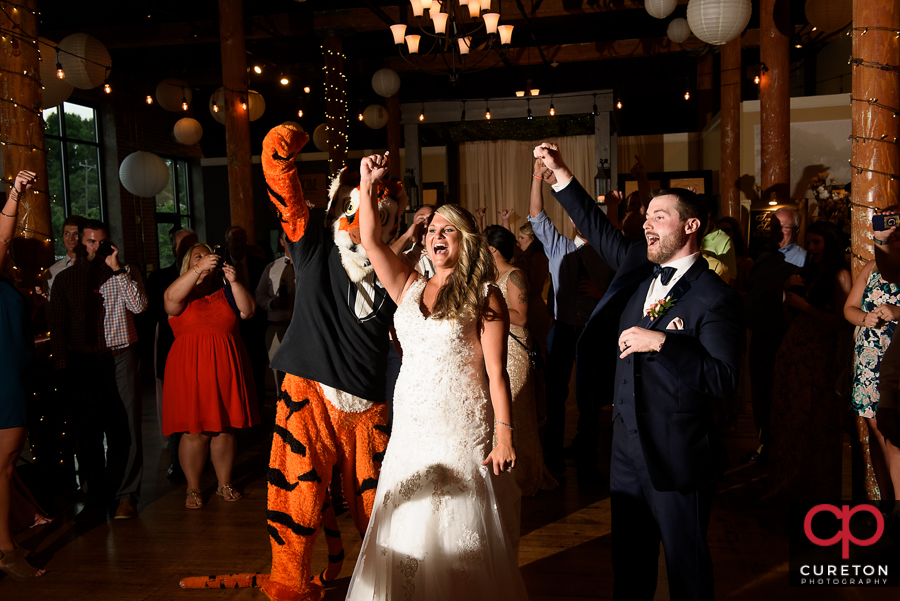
top-left (428, 204), bottom-right (498, 322)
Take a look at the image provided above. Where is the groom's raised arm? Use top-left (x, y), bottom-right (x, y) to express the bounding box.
top-left (534, 143), bottom-right (635, 272)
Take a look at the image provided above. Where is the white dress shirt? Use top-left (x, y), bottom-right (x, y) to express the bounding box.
top-left (642, 252), bottom-right (700, 313)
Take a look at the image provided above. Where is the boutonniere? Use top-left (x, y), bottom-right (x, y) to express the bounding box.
top-left (646, 297), bottom-right (676, 322)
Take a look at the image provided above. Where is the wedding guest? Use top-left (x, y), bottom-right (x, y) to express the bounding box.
top-left (701, 197), bottom-right (737, 287)
top-left (163, 243), bottom-right (260, 509)
top-left (536, 142), bottom-right (742, 601)
top-left (255, 231), bottom-right (295, 391)
top-left (766, 220), bottom-right (851, 501)
top-left (513, 221), bottom-right (551, 358)
top-left (872, 215), bottom-right (900, 455)
top-left (845, 223), bottom-right (900, 510)
top-left (717, 216), bottom-right (754, 293)
top-left (775, 207), bottom-right (807, 268)
top-left (485, 225), bottom-right (557, 496)
top-left (0, 169), bottom-right (45, 579)
top-left (38, 214), bottom-right (86, 299)
top-left (529, 158), bottom-right (612, 478)
top-left (348, 152), bottom-right (527, 600)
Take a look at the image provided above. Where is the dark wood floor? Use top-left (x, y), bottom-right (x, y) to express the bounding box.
top-left (3, 376), bottom-right (861, 600)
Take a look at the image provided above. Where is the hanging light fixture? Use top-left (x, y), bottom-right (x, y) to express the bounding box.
top-left (419, 103), bottom-right (425, 121)
top-left (240, 96), bottom-right (247, 110)
top-left (104, 82), bottom-right (111, 94)
top-left (253, 65), bottom-right (263, 74)
top-left (485, 100), bottom-right (491, 120)
top-left (280, 73), bottom-right (290, 85)
top-left (549, 97), bottom-right (555, 116)
top-left (182, 94), bottom-right (188, 111)
top-left (616, 99), bottom-right (622, 109)
top-left (303, 86), bottom-right (310, 94)
top-left (389, 0), bottom-right (514, 84)
top-left (55, 50), bottom-right (64, 79)
top-left (146, 94), bottom-right (153, 105)
top-left (297, 108), bottom-right (304, 118)
top-left (684, 90), bottom-right (691, 100)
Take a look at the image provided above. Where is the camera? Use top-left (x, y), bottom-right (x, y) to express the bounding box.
top-left (96, 239), bottom-right (115, 257)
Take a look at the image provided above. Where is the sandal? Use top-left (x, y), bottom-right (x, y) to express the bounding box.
top-left (0, 547), bottom-right (45, 580)
top-left (185, 491), bottom-right (204, 510)
top-left (216, 484), bottom-right (242, 502)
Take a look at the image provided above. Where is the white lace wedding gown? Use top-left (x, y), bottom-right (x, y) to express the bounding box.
top-left (346, 277), bottom-right (528, 601)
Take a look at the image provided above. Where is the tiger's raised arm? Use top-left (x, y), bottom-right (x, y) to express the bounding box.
top-left (262, 123), bottom-right (310, 243)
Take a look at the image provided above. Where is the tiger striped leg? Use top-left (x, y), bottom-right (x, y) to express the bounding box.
top-left (310, 497), bottom-right (344, 587)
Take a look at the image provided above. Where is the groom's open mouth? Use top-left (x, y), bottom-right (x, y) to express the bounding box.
top-left (646, 233), bottom-right (659, 249)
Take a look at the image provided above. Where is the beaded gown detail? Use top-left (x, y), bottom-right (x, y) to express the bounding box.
top-left (497, 268), bottom-right (557, 496)
top-left (346, 277), bottom-right (528, 601)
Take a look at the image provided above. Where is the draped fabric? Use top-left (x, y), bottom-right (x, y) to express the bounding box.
top-left (459, 136), bottom-right (596, 240)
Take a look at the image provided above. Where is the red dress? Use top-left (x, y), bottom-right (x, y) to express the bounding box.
top-left (162, 288), bottom-right (259, 435)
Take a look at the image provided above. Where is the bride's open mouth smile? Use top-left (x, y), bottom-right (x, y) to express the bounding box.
top-left (432, 243), bottom-right (449, 256)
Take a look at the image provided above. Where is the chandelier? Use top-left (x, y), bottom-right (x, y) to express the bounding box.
top-left (388, 0), bottom-right (514, 84)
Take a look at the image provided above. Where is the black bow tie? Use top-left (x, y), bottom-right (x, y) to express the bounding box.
top-left (652, 265), bottom-right (677, 286)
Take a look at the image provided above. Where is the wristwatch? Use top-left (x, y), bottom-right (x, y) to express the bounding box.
top-left (875, 237), bottom-right (889, 246)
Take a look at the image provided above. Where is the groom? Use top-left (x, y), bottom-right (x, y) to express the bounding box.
top-left (535, 144), bottom-right (742, 600)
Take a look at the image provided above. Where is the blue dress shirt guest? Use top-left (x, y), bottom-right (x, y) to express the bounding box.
top-left (774, 207), bottom-right (808, 268)
top-left (528, 159), bottom-right (612, 477)
top-left (535, 143), bottom-right (743, 601)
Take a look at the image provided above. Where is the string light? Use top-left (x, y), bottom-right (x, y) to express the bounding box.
top-left (754, 75), bottom-right (760, 84)
top-left (358, 111), bottom-right (364, 121)
top-left (212, 100), bottom-right (219, 113)
top-left (419, 103), bottom-right (425, 122)
top-left (485, 100), bottom-right (491, 120)
top-left (145, 95), bottom-right (153, 105)
top-left (297, 108), bottom-right (303, 118)
top-left (280, 74), bottom-right (289, 85)
top-left (55, 50), bottom-right (64, 79)
top-left (303, 86), bottom-right (310, 94)
top-left (254, 65), bottom-right (262, 74)
top-left (616, 99), bottom-right (622, 109)
top-left (549, 97), bottom-right (555, 116)
top-left (104, 82), bottom-right (111, 94)
top-left (240, 96), bottom-right (247, 110)
top-left (684, 91), bottom-right (691, 100)
top-left (181, 97), bottom-right (188, 111)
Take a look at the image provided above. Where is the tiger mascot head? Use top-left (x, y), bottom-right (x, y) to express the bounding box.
top-left (328, 167), bottom-right (406, 282)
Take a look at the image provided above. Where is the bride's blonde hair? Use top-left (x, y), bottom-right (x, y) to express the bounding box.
top-left (428, 204), bottom-right (497, 322)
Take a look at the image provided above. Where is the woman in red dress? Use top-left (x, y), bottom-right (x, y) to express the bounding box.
top-left (163, 243), bottom-right (260, 509)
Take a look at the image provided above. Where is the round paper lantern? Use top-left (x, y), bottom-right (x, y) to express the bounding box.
top-left (371, 68), bottom-right (401, 98)
top-left (313, 124), bottom-right (329, 152)
top-left (363, 105), bottom-right (389, 130)
top-left (38, 38), bottom-right (73, 109)
top-left (805, 0), bottom-right (851, 35)
top-left (119, 151), bottom-right (169, 198)
top-left (667, 18), bottom-right (692, 44)
top-left (686, 0), bottom-right (752, 46)
top-left (156, 78), bottom-right (192, 113)
top-left (56, 33), bottom-right (111, 90)
top-left (208, 88), bottom-right (265, 124)
top-left (645, 0), bottom-right (677, 19)
top-left (173, 118), bottom-right (203, 145)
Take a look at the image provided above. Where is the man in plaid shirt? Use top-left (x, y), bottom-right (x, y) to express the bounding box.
top-left (49, 219), bottom-right (148, 522)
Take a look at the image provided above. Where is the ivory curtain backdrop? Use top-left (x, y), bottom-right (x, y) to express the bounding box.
top-left (459, 136), bottom-right (596, 240)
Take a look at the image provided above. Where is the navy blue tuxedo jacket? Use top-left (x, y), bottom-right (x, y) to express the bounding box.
top-left (553, 178), bottom-right (743, 493)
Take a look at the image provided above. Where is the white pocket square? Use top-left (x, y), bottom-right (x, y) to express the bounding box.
top-left (666, 317), bottom-right (684, 331)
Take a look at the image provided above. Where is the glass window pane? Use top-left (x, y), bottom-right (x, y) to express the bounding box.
top-left (176, 160), bottom-right (189, 215)
top-left (43, 106), bottom-right (60, 137)
top-left (61, 102), bottom-right (97, 143)
top-left (46, 138), bottom-right (66, 257)
top-left (155, 159), bottom-right (176, 213)
top-left (157, 222), bottom-right (178, 268)
top-left (66, 143), bottom-right (101, 220)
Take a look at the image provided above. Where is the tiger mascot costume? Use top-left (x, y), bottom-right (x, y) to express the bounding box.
top-left (179, 123), bottom-right (405, 600)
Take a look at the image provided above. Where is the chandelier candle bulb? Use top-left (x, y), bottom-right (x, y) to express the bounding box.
top-left (433, 12), bottom-right (448, 34)
top-left (390, 24), bottom-right (407, 44)
top-left (498, 24), bottom-right (514, 44)
top-left (480, 0), bottom-right (491, 9)
top-left (406, 35), bottom-right (421, 54)
top-left (468, 2), bottom-right (480, 18)
top-left (421, 0), bottom-right (433, 9)
top-left (410, 0), bottom-right (424, 17)
top-left (483, 12), bottom-right (500, 34)
top-left (458, 37), bottom-right (471, 55)
top-left (516, 90), bottom-right (525, 97)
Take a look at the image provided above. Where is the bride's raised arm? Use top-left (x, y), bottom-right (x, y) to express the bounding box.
top-left (358, 153), bottom-right (416, 304)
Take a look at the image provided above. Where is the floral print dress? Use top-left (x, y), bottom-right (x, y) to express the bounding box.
top-left (851, 267), bottom-right (900, 417)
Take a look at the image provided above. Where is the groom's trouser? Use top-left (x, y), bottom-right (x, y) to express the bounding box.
top-left (609, 416), bottom-right (715, 601)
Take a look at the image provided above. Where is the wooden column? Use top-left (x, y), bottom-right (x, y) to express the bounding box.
top-left (759, 0), bottom-right (791, 203)
top-left (0, 0), bottom-right (52, 287)
top-left (720, 38), bottom-right (742, 219)
top-left (218, 0), bottom-right (255, 244)
top-left (323, 36), bottom-right (348, 170)
top-left (850, 1), bottom-right (900, 278)
top-left (387, 93), bottom-right (401, 180)
top-left (696, 53), bottom-right (714, 131)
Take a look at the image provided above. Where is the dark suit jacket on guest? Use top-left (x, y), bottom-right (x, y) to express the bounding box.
top-left (553, 178), bottom-right (744, 493)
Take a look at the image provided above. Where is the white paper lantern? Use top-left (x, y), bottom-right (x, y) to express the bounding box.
top-left (38, 38), bottom-right (73, 109)
top-left (645, 0), bottom-right (677, 19)
top-left (805, 0), bottom-right (851, 35)
top-left (57, 33), bottom-right (111, 90)
top-left (687, 0), bottom-right (752, 46)
top-left (208, 88), bottom-right (265, 124)
top-left (667, 18), bottom-right (692, 44)
top-left (363, 105), bottom-right (389, 129)
top-left (371, 68), bottom-right (401, 98)
top-left (156, 78), bottom-right (192, 112)
top-left (313, 124), bottom-right (329, 152)
top-left (173, 118), bottom-right (203, 145)
top-left (119, 151), bottom-right (169, 198)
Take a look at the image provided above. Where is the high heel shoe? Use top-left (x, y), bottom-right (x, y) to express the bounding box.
top-left (0, 547), bottom-right (45, 580)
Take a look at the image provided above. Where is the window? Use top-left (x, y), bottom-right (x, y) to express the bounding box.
top-left (43, 102), bottom-right (104, 258)
top-left (154, 158), bottom-right (193, 268)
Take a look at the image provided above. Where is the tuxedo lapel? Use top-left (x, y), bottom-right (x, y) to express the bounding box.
top-left (645, 256), bottom-right (708, 331)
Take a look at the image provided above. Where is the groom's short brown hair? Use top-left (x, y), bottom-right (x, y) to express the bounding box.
top-left (653, 188), bottom-right (706, 240)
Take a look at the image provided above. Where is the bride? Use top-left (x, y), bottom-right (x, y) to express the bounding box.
top-left (346, 153), bottom-right (528, 600)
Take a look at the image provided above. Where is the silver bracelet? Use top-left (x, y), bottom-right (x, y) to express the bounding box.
top-left (495, 420), bottom-right (514, 431)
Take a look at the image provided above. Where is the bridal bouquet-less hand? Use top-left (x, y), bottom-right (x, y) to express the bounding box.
top-left (646, 297), bottom-right (676, 322)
